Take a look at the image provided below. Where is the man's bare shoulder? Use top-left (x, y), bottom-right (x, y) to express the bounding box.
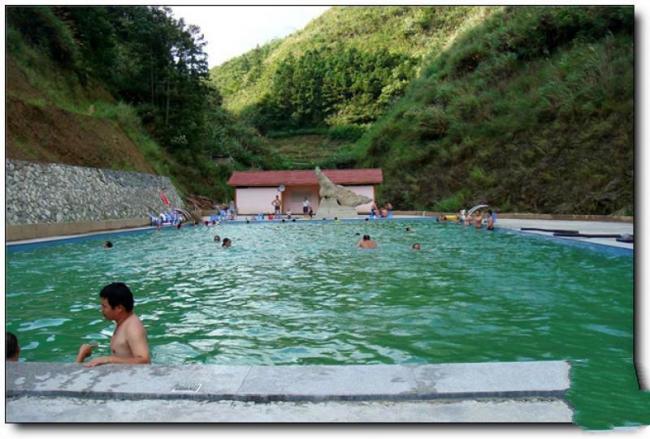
top-left (125, 314), bottom-right (147, 334)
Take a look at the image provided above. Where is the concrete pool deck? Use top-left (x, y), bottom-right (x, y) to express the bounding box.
top-left (493, 218), bottom-right (633, 251)
top-left (6, 361), bottom-right (573, 423)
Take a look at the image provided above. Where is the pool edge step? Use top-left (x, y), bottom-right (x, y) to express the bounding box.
top-left (7, 361), bottom-right (571, 402)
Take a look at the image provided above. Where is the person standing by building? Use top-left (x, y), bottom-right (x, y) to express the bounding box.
top-left (228, 200), bottom-right (236, 220)
top-left (271, 195), bottom-right (282, 218)
top-left (303, 197), bottom-right (311, 217)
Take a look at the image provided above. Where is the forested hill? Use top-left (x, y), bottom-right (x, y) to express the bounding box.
top-left (6, 6), bottom-right (279, 201)
top-left (211, 6), bottom-right (488, 131)
top-left (212, 6), bottom-right (633, 215)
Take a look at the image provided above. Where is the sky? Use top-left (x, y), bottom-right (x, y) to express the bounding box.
top-left (169, 6), bottom-right (330, 68)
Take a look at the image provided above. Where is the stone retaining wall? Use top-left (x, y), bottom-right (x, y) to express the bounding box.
top-left (6, 159), bottom-right (183, 227)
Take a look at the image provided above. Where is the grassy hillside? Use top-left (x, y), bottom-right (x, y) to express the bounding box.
top-left (211, 7), bottom-right (489, 125)
top-left (263, 128), bottom-right (360, 170)
top-left (354, 6), bottom-right (633, 215)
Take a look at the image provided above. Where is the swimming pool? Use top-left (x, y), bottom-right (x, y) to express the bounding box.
top-left (5, 219), bottom-right (647, 428)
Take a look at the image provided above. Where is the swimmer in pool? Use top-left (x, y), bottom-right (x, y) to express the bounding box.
top-left (357, 234), bottom-right (377, 249)
top-left (6, 332), bottom-right (19, 361)
top-left (76, 283), bottom-right (150, 367)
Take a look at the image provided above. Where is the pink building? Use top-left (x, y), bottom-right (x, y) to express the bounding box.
top-left (227, 169), bottom-right (383, 215)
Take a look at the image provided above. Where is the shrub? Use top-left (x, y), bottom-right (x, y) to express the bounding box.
top-left (415, 106), bottom-right (449, 140)
top-left (450, 93), bottom-right (480, 121)
top-left (327, 124), bottom-right (366, 142)
top-left (450, 43), bottom-right (486, 77)
top-left (434, 190), bottom-right (468, 212)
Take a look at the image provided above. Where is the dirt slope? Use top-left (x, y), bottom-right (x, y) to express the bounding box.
top-left (5, 56), bottom-right (155, 174)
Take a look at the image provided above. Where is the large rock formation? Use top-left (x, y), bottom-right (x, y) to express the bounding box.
top-left (314, 167), bottom-right (371, 218)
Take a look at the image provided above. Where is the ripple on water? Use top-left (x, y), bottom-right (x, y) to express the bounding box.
top-left (153, 341), bottom-right (200, 363)
top-left (19, 318), bottom-right (70, 331)
top-left (20, 341), bottom-right (40, 351)
top-left (582, 323), bottom-right (632, 339)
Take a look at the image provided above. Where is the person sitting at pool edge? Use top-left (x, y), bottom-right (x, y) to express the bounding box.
top-left (76, 283), bottom-right (150, 367)
top-left (222, 238), bottom-right (232, 248)
top-left (357, 234), bottom-right (377, 249)
top-left (6, 331), bottom-right (20, 361)
top-left (487, 209), bottom-right (495, 231)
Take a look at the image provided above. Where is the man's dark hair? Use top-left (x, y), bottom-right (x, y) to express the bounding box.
top-left (104, 241), bottom-right (113, 248)
top-left (99, 283), bottom-right (134, 312)
top-left (363, 235), bottom-right (370, 241)
top-left (6, 332), bottom-right (19, 359)
top-left (222, 238), bottom-right (232, 247)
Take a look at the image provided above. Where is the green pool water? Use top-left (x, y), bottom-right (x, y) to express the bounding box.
top-left (5, 220), bottom-right (647, 428)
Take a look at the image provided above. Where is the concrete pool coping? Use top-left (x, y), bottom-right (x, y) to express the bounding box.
top-left (493, 218), bottom-right (633, 251)
top-left (6, 361), bottom-right (573, 423)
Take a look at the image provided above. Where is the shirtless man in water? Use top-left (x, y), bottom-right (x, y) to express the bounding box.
top-left (76, 283), bottom-right (150, 367)
top-left (357, 234), bottom-right (378, 249)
